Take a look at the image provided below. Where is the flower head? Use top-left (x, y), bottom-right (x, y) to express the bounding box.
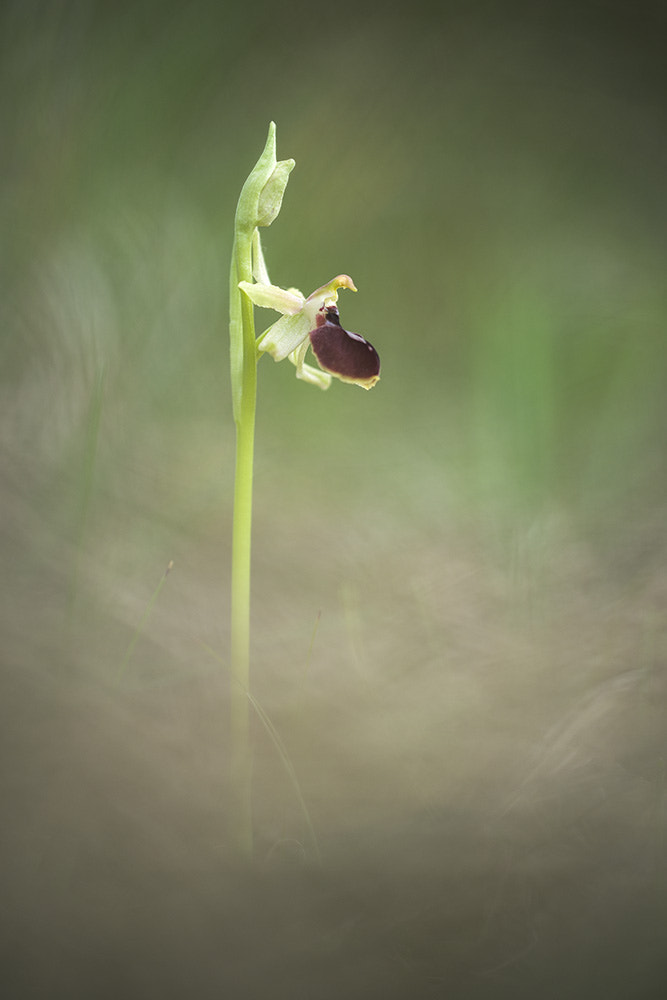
top-left (239, 275), bottom-right (380, 390)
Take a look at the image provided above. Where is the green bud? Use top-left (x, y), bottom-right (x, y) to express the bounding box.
top-left (256, 158), bottom-right (295, 227)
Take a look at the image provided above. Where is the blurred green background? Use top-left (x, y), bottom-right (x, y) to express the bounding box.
top-left (2, 1), bottom-right (666, 997)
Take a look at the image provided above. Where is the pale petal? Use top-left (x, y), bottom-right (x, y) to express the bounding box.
top-left (289, 342), bottom-right (332, 389)
top-left (239, 280), bottom-right (304, 315)
top-left (296, 362), bottom-right (332, 389)
top-left (258, 312), bottom-right (311, 361)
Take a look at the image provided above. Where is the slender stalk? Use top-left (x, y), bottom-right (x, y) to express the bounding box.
top-left (229, 229), bottom-right (257, 859)
top-left (230, 282), bottom-right (257, 857)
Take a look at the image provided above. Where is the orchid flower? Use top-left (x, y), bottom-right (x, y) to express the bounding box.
top-left (239, 272), bottom-right (380, 390)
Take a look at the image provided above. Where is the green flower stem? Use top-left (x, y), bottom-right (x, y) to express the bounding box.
top-left (229, 227), bottom-right (257, 859)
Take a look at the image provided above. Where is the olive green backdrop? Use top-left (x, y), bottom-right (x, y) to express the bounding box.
top-left (2, 2), bottom-right (666, 997)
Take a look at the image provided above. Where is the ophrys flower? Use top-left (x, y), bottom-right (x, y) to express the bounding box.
top-left (239, 274), bottom-right (380, 390)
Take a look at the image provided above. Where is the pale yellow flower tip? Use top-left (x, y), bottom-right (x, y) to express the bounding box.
top-left (333, 275), bottom-right (357, 293)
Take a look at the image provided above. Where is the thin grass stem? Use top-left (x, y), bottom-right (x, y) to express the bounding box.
top-left (116, 560), bottom-right (173, 681)
top-left (199, 641), bottom-right (320, 864)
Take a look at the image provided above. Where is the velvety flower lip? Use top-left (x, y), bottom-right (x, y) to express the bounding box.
top-left (309, 306), bottom-right (380, 390)
top-left (238, 274), bottom-right (380, 389)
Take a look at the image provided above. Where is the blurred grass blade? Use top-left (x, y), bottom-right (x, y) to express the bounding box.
top-left (199, 640), bottom-right (320, 864)
top-left (116, 561), bottom-right (174, 681)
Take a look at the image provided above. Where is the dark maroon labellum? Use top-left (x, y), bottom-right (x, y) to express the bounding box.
top-left (309, 307), bottom-right (380, 388)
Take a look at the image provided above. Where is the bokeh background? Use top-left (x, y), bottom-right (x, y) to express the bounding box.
top-left (2, 1), bottom-right (666, 997)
